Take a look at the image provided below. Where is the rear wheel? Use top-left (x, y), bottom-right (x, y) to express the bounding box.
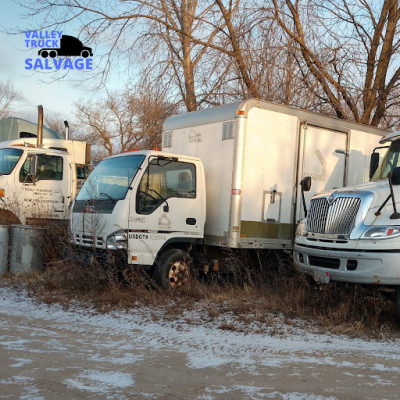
top-left (153, 249), bottom-right (191, 289)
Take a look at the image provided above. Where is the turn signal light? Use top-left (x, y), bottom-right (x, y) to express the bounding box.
top-left (0, 189), bottom-right (5, 197)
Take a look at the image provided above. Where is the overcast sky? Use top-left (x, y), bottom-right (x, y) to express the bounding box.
top-left (1, 0), bottom-right (124, 124)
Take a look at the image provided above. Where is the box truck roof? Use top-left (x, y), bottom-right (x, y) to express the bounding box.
top-left (164, 99), bottom-right (387, 136)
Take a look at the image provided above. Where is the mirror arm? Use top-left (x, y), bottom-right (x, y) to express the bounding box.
top-left (388, 172), bottom-right (400, 219)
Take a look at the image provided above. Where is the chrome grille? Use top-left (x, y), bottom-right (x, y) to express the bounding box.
top-left (74, 233), bottom-right (104, 247)
top-left (307, 197), bottom-right (361, 235)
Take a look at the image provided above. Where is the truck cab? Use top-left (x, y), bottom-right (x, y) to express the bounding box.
top-left (0, 138), bottom-right (91, 224)
top-left (70, 150), bottom-right (206, 288)
top-left (294, 131), bottom-right (400, 303)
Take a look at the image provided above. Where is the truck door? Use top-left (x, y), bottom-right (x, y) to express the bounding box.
top-left (19, 153), bottom-right (70, 220)
top-left (128, 157), bottom-right (202, 266)
top-left (296, 124), bottom-right (348, 223)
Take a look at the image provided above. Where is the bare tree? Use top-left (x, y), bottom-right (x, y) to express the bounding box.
top-left (270, 0), bottom-right (400, 126)
top-left (74, 89), bottom-right (175, 156)
top-left (20, 0), bottom-right (228, 111)
top-left (0, 81), bottom-right (20, 118)
top-left (127, 91), bottom-right (177, 148)
top-left (44, 113), bottom-right (65, 135)
top-left (18, 1), bottom-right (285, 109)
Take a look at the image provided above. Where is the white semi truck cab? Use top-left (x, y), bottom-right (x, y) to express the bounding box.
top-left (70, 150), bottom-right (206, 288)
top-left (294, 131), bottom-right (400, 303)
top-left (0, 137), bottom-right (90, 224)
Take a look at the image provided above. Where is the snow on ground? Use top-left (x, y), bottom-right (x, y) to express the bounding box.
top-left (0, 286), bottom-right (400, 399)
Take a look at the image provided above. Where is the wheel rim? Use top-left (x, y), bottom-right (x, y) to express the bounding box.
top-left (168, 260), bottom-right (190, 288)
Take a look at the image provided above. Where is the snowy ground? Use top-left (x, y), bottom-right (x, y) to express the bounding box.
top-left (0, 286), bottom-right (399, 399)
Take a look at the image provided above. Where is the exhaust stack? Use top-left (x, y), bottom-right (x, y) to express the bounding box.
top-left (64, 120), bottom-right (69, 140)
top-left (37, 105), bottom-right (43, 147)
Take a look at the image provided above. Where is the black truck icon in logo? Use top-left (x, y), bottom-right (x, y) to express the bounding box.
top-left (38, 35), bottom-right (93, 58)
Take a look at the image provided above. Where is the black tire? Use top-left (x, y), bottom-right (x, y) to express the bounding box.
top-left (40, 50), bottom-right (48, 58)
top-left (153, 249), bottom-right (191, 289)
top-left (49, 50), bottom-right (57, 58)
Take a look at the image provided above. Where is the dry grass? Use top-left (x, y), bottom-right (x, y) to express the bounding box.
top-left (2, 230), bottom-right (400, 339)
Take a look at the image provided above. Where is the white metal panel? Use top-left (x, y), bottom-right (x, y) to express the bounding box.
top-left (296, 125), bottom-right (348, 223)
top-left (167, 121), bottom-right (235, 241)
top-left (347, 128), bottom-right (387, 186)
top-left (240, 108), bottom-right (298, 225)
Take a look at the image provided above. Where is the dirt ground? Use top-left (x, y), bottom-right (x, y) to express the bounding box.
top-left (0, 288), bottom-right (400, 400)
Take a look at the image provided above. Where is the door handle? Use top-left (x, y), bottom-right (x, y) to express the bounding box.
top-left (186, 218), bottom-right (196, 225)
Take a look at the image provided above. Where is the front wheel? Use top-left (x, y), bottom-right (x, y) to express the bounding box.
top-left (153, 249), bottom-right (191, 289)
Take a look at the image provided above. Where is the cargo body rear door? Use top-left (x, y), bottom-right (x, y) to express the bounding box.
top-left (296, 124), bottom-right (348, 223)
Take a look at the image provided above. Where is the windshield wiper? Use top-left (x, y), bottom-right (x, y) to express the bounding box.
top-left (100, 192), bottom-right (116, 202)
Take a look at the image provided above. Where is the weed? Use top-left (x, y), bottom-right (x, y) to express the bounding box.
top-left (3, 240), bottom-right (400, 339)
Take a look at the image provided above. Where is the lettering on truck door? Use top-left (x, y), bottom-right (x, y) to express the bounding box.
top-left (20, 153), bottom-right (69, 219)
top-left (129, 159), bottom-right (201, 265)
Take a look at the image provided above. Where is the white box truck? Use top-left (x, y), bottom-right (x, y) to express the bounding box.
top-left (0, 106), bottom-right (91, 225)
top-left (70, 99), bottom-right (385, 288)
top-left (294, 129), bottom-right (400, 308)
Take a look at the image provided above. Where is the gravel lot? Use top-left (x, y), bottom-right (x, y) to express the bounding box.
top-left (0, 286), bottom-right (399, 399)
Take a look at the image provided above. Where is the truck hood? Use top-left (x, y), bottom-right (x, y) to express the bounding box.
top-left (316, 181), bottom-right (389, 206)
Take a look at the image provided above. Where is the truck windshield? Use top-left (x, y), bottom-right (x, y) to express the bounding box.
top-left (371, 140), bottom-right (400, 181)
top-left (0, 148), bottom-right (23, 175)
top-left (76, 154), bottom-right (145, 201)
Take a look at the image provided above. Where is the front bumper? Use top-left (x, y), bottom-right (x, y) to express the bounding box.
top-left (294, 243), bottom-right (400, 285)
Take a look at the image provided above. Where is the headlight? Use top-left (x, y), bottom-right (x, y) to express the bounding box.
top-left (296, 219), bottom-right (307, 237)
top-left (106, 230), bottom-right (128, 250)
top-left (361, 226), bottom-right (400, 239)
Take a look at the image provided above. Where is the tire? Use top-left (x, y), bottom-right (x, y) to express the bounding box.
top-left (49, 50), bottom-right (57, 58)
top-left (40, 50), bottom-right (48, 58)
top-left (153, 249), bottom-right (191, 289)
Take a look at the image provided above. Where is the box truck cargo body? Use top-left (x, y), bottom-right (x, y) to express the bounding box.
top-left (70, 99), bottom-right (386, 289)
top-left (163, 99), bottom-right (386, 250)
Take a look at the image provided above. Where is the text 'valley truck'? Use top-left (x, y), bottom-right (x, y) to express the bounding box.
top-left (70, 99), bottom-right (385, 289)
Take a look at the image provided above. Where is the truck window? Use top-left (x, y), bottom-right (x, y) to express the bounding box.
top-left (19, 154), bottom-right (63, 182)
top-left (77, 164), bottom-right (91, 179)
top-left (76, 154), bottom-right (145, 201)
top-left (0, 148), bottom-right (23, 175)
top-left (136, 160), bottom-right (196, 215)
top-left (371, 140), bottom-right (400, 181)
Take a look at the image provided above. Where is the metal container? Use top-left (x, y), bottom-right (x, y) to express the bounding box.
top-left (9, 225), bottom-right (46, 275)
top-left (0, 225), bottom-right (9, 275)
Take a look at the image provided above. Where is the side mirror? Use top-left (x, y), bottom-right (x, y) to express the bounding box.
top-left (369, 152), bottom-right (380, 179)
top-left (300, 176), bottom-right (312, 218)
top-left (391, 167), bottom-right (400, 185)
top-left (300, 176), bottom-right (312, 192)
top-left (29, 155), bottom-right (38, 180)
